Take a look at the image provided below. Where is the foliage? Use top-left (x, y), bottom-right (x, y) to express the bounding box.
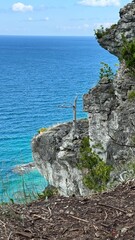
top-left (78, 137), bottom-right (100, 169)
top-left (99, 62), bottom-right (115, 81)
top-left (92, 142), bottom-right (104, 150)
top-left (94, 25), bottom-right (106, 39)
top-left (83, 161), bottom-right (112, 192)
top-left (94, 24), bottom-right (116, 40)
top-left (38, 128), bottom-right (47, 134)
top-left (78, 137), bottom-right (112, 192)
top-left (127, 90), bottom-right (135, 101)
top-left (120, 36), bottom-right (135, 74)
top-left (38, 186), bottom-right (58, 199)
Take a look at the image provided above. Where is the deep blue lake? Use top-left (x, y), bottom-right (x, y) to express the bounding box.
top-left (0, 36), bottom-right (118, 202)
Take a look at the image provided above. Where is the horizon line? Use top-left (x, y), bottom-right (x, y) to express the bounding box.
top-left (0, 34), bottom-right (95, 38)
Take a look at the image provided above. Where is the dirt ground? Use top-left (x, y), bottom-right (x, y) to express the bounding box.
top-left (0, 180), bottom-right (134, 240)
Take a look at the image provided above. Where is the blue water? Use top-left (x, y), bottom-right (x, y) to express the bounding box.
top-left (0, 36), bottom-right (118, 202)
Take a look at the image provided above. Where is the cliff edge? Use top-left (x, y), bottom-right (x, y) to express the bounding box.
top-left (96, 0), bottom-right (135, 58)
top-left (32, 120), bottom-right (90, 196)
top-left (84, 0), bottom-right (135, 166)
top-left (84, 62), bottom-right (135, 165)
top-left (32, 1), bottom-right (135, 196)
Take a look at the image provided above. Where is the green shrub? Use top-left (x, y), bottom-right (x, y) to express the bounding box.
top-left (99, 62), bottom-right (115, 81)
top-left (92, 142), bottom-right (104, 150)
top-left (78, 137), bottom-right (112, 192)
top-left (37, 186), bottom-right (58, 199)
top-left (94, 24), bottom-right (116, 40)
top-left (83, 161), bottom-right (112, 192)
top-left (38, 128), bottom-right (47, 134)
top-left (120, 36), bottom-right (135, 74)
top-left (127, 90), bottom-right (135, 101)
top-left (94, 25), bottom-right (106, 39)
top-left (78, 137), bottom-right (101, 170)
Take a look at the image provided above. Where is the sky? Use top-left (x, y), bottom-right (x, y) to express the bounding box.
top-left (0, 0), bottom-right (131, 36)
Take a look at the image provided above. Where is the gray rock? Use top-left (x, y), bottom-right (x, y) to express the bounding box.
top-left (32, 120), bottom-right (91, 196)
top-left (32, 1), bottom-right (135, 196)
top-left (96, 1), bottom-right (135, 58)
top-left (84, 61), bottom-right (135, 165)
top-left (84, 0), bottom-right (135, 166)
top-left (12, 162), bottom-right (36, 175)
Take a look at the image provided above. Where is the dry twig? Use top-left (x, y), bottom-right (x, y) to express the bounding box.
top-left (15, 230), bottom-right (33, 238)
top-left (98, 203), bottom-right (127, 214)
top-left (7, 232), bottom-right (12, 240)
top-left (68, 215), bottom-right (89, 223)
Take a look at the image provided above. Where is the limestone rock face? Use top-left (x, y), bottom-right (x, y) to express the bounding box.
top-left (97, 1), bottom-right (135, 57)
top-left (83, 62), bottom-right (135, 165)
top-left (83, 77), bottom-right (117, 161)
top-left (32, 120), bottom-right (90, 196)
top-left (84, 1), bottom-right (135, 165)
top-left (32, 1), bottom-right (135, 196)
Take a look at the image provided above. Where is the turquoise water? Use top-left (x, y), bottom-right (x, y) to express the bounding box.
top-left (0, 36), bottom-right (118, 202)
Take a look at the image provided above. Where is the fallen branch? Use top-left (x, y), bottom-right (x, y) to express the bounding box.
top-left (104, 210), bottom-right (108, 221)
top-left (7, 232), bottom-right (12, 240)
top-left (69, 215), bottom-right (89, 223)
top-left (0, 219), bottom-right (8, 236)
top-left (32, 214), bottom-right (46, 221)
top-left (62, 228), bottom-right (69, 235)
top-left (98, 203), bottom-right (127, 214)
top-left (69, 228), bottom-right (80, 232)
top-left (48, 207), bottom-right (52, 217)
top-left (0, 219), bottom-right (6, 227)
top-left (15, 231), bottom-right (33, 238)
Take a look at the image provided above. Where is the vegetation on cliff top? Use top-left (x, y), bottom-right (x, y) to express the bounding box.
top-left (94, 24), bottom-right (116, 40)
top-left (120, 36), bottom-right (135, 75)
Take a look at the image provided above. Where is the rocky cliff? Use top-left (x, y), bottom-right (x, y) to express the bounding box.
top-left (96, 0), bottom-right (135, 58)
top-left (84, 62), bottom-right (135, 165)
top-left (32, 120), bottom-right (90, 196)
top-left (84, 0), bottom-right (135, 165)
top-left (32, 1), bottom-right (135, 196)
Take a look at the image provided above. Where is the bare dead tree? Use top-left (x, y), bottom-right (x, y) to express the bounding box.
top-left (58, 96), bottom-right (78, 135)
top-left (73, 96), bottom-right (78, 135)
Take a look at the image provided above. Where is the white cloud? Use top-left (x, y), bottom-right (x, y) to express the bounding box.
top-left (12, 2), bottom-right (33, 12)
top-left (78, 0), bottom-right (120, 7)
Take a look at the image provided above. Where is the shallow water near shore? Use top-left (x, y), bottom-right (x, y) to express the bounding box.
top-left (0, 36), bottom-right (118, 202)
